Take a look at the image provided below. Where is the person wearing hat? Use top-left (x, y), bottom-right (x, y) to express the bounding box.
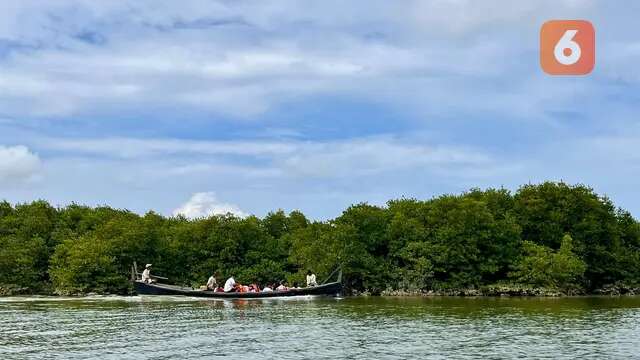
top-left (142, 264), bottom-right (153, 283)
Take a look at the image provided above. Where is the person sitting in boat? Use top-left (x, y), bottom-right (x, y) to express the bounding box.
top-left (248, 284), bottom-right (260, 293)
top-left (141, 264), bottom-right (154, 284)
top-left (306, 270), bottom-right (318, 287)
top-left (206, 272), bottom-right (219, 290)
top-left (224, 276), bottom-right (236, 292)
top-left (262, 284), bottom-right (273, 292)
top-left (291, 282), bottom-right (301, 289)
top-left (276, 281), bottom-right (288, 291)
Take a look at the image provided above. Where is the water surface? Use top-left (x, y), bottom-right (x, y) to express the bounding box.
top-left (1, 296), bottom-right (639, 359)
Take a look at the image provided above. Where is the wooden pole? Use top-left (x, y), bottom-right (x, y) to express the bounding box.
top-left (133, 261), bottom-right (138, 280)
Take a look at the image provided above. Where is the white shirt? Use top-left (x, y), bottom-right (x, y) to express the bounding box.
top-left (276, 284), bottom-right (287, 291)
top-left (306, 274), bottom-right (317, 287)
top-left (142, 268), bottom-right (151, 283)
top-left (262, 287), bottom-right (273, 292)
top-left (224, 277), bottom-right (236, 292)
top-left (207, 276), bottom-right (217, 289)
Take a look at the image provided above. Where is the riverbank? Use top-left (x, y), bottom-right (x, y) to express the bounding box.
top-left (4, 283), bottom-right (640, 297)
top-left (377, 282), bottom-right (640, 297)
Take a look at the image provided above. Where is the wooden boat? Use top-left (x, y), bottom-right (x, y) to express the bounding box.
top-left (133, 279), bottom-right (342, 298)
top-left (131, 263), bottom-right (342, 298)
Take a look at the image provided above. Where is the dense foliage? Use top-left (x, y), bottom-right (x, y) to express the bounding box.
top-left (1, 182), bottom-right (639, 295)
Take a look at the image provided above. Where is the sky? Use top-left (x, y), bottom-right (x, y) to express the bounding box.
top-left (1, 0), bottom-right (640, 219)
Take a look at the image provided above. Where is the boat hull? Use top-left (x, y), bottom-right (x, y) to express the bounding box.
top-left (133, 280), bottom-right (342, 298)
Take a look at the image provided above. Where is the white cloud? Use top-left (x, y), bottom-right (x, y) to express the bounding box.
top-left (36, 135), bottom-right (494, 178)
top-left (0, 0), bottom-right (603, 119)
top-left (172, 192), bottom-right (247, 218)
top-left (41, 137), bottom-right (296, 158)
top-left (279, 137), bottom-right (492, 177)
top-left (0, 145), bottom-right (41, 184)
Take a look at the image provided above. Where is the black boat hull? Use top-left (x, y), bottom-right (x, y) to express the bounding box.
top-left (133, 280), bottom-right (342, 298)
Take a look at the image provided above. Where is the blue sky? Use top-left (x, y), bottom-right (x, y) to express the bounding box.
top-left (1, 0), bottom-right (640, 219)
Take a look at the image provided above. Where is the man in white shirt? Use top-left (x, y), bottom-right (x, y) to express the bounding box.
top-left (224, 276), bottom-right (236, 292)
top-left (306, 270), bottom-right (317, 287)
top-left (141, 264), bottom-right (153, 283)
top-left (262, 284), bottom-right (273, 292)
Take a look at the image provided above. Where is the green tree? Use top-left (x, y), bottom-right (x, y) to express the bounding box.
top-left (514, 182), bottom-right (620, 288)
top-left (510, 234), bottom-right (586, 289)
top-left (49, 235), bottom-right (125, 295)
top-left (0, 235), bottom-right (49, 293)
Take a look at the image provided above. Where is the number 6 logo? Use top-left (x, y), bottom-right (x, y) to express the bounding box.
top-left (541, 20), bottom-right (595, 75)
top-left (554, 30), bottom-right (580, 65)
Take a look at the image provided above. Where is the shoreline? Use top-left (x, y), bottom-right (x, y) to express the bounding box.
top-left (379, 286), bottom-right (640, 297)
top-left (3, 288), bottom-right (640, 298)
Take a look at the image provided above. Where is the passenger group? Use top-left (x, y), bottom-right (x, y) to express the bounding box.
top-left (205, 269), bottom-right (318, 293)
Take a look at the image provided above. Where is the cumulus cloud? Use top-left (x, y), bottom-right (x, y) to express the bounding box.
top-left (0, 145), bottom-right (41, 183)
top-left (172, 192), bottom-right (247, 218)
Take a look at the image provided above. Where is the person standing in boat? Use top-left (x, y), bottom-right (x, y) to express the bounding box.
top-left (142, 264), bottom-right (153, 283)
top-left (306, 270), bottom-right (318, 287)
top-left (223, 275), bottom-right (236, 292)
top-left (206, 272), bottom-right (219, 290)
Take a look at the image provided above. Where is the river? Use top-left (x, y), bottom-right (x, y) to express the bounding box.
top-left (1, 296), bottom-right (639, 359)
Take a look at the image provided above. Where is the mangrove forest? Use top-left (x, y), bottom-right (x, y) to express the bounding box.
top-left (1, 182), bottom-right (639, 296)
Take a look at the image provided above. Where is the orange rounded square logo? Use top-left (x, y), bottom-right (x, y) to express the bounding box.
top-left (540, 20), bottom-right (595, 75)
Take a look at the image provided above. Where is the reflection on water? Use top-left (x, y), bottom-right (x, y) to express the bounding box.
top-left (1, 296), bottom-right (639, 359)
